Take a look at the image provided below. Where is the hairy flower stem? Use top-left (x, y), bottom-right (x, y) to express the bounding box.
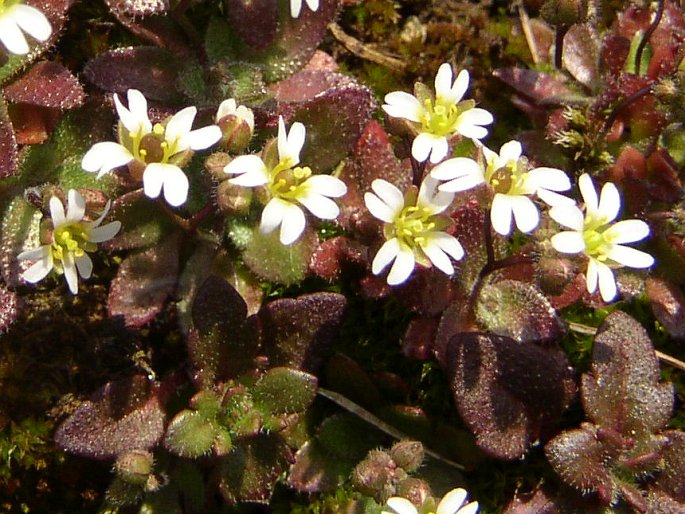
top-left (409, 143), bottom-right (428, 186)
top-left (158, 200), bottom-right (216, 232)
top-left (635, 0), bottom-right (665, 76)
top-left (554, 27), bottom-right (568, 69)
top-left (601, 84), bottom-right (653, 135)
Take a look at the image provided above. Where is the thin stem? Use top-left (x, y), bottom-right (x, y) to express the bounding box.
top-left (158, 201), bottom-right (216, 232)
top-left (635, 0), bottom-right (665, 76)
top-left (554, 27), bottom-right (568, 70)
top-left (317, 387), bottom-right (466, 471)
top-left (568, 322), bottom-right (685, 372)
top-left (601, 84), bottom-right (653, 135)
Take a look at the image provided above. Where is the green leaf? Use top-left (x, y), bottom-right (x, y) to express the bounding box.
top-left (164, 410), bottom-right (222, 458)
top-left (253, 367), bottom-right (318, 415)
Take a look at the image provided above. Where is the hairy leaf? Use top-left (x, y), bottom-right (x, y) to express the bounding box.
top-left (448, 332), bottom-right (576, 459)
top-left (55, 375), bottom-right (165, 459)
top-left (252, 367), bottom-right (318, 415)
top-left (104, 0), bottom-right (168, 17)
top-left (260, 292), bottom-right (348, 373)
top-left (108, 234), bottom-right (180, 327)
top-left (0, 196), bottom-right (42, 287)
top-left (0, 96), bottom-right (18, 177)
top-left (4, 61), bottom-right (85, 109)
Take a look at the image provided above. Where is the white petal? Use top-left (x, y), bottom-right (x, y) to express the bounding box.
top-left (448, 69), bottom-right (470, 105)
top-left (527, 167), bottom-right (571, 192)
top-left (371, 179), bottom-right (405, 214)
top-left (436, 488), bottom-right (467, 514)
top-left (490, 193), bottom-right (513, 236)
top-left (510, 195), bottom-right (540, 233)
top-left (428, 136), bottom-right (450, 164)
top-left (82, 142), bottom-right (134, 178)
top-left (365, 192), bottom-right (396, 223)
top-left (0, 15), bottom-right (29, 54)
top-left (382, 92), bottom-right (423, 123)
top-left (454, 109), bottom-right (493, 139)
top-left (224, 155), bottom-right (269, 186)
top-left (261, 198), bottom-right (286, 235)
top-left (18, 246), bottom-right (50, 261)
top-left (604, 219), bottom-right (650, 244)
top-left (89, 200), bottom-right (112, 228)
top-left (499, 140), bottom-right (522, 162)
top-left (434, 63), bottom-right (455, 101)
top-left (372, 238), bottom-right (401, 275)
top-left (153, 164), bottom-right (189, 207)
top-left (62, 252), bottom-right (79, 295)
top-left (421, 240), bottom-right (454, 275)
top-left (549, 204), bottom-right (585, 231)
top-left (385, 497), bottom-right (418, 514)
top-left (65, 190), bottom-right (86, 224)
top-left (290, 0), bottom-right (303, 17)
top-left (551, 231), bottom-right (585, 254)
top-left (431, 232), bottom-right (465, 261)
top-left (278, 202), bottom-right (307, 245)
top-left (279, 118), bottom-right (305, 166)
top-left (75, 253), bottom-right (93, 280)
top-left (606, 245), bottom-right (655, 268)
top-left (89, 221), bottom-right (122, 243)
top-left (186, 125), bottom-right (222, 151)
top-left (412, 132), bottom-right (444, 163)
top-left (387, 245), bottom-right (416, 285)
top-left (578, 173), bottom-right (599, 214)
top-left (430, 157), bottom-right (481, 181)
top-left (304, 175), bottom-right (347, 198)
top-left (115, 90), bottom-right (151, 135)
top-left (586, 258), bottom-right (599, 294)
top-left (298, 192), bottom-right (340, 220)
top-left (418, 175), bottom-right (454, 214)
top-left (596, 260), bottom-right (617, 302)
top-left (21, 249), bottom-right (53, 283)
top-left (305, 0), bottom-right (320, 11)
top-left (536, 188), bottom-right (575, 207)
top-left (216, 99), bottom-right (237, 121)
top-left (166, 106), bottom-right (196, 147)
top-left (142, 163), bottom-right (165, 200)
top-left (49, 196), bottom-right (66, 227)
top-left (12, 5), bottom-right (52, 43)
top-left (597, 182), bottom-right (621, 223)
top-left (457, 501), bottom-right (479, 514)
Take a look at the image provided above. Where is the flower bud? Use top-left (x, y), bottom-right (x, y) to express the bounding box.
top-left (215, 99), bottom-right (255, 154)
top-left (115, 450), bottom-right (154, 486)
top-left (205, 152), bottom-right (232, 182)
top-left (540, 0), bottom-right (584, 27)
top-left (351, 450), bottom-right (394, 496)
top-left (395, 478), bottom-right (432, 507)
top-left (390, 441), bottom-right (424, 472)
top-left (217, 180), bottom-right (253, 214)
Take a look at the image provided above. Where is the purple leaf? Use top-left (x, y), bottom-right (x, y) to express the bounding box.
top-left (287, 440), bottom-right (348, 493)
top-left (4, 61), bottom-right (85, 109)
top-left (0, 96), bottom-right (17, 178)
top-left (274, 71), bottom-right (377, 171)
top-left (55, 375), bottom-right (166, 459)
top-left (646, 277), bottom-right (685, 339)
top-left (493, 68), bottom-right (572, 105)
top-left (108, 234), bottom-right (180, 328)
top-left (83, 46), bottom-right (185, 104)
top-left (475, 279), bottom-right (565, 343)
top-left (104, 0), bottom-right (168, 17)
top-left (188, 276), bottom-right (260, 387)
top-left (0, 282), bottom-right (21, 334)
top-left (447, 332), bottom-right (576, 459)
top-left (654, 430), bottom-right (685, 501)
top-left (562, 24), bottom-right (600, 89)
top-left (260, 292), bottom-right (347, 374)
top-left (504, 486), bottom-right (605, 514)
top-left (581, 311), bottom-right (674, 436)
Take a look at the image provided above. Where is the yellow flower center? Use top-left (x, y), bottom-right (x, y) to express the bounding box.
top-left (130, 123), bottom-right (181, 165)
top-left (51, 223), bottom-right (95, 266)
top-left (392, 205), bottom-right (436, 249)
top-left (420, 97), bottom-right (474, 137)
top-left (485, 157), bottom-right (529, 195)
top-left (269, 163), bottom-right (312, 201)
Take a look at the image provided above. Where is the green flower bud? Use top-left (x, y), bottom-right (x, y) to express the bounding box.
top-left (390, 441), bottom-right (425, 472)
top-left (114, 449), bottom-right (154, 486)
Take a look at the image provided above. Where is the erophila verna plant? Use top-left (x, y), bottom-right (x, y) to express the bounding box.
top-left (1, 0), bottom-right (684, 513)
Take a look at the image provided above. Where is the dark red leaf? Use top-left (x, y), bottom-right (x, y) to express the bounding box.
top-left (4, 61), bottom-right (85, 109)
top-left (0, 97), bottom-right (17, 177)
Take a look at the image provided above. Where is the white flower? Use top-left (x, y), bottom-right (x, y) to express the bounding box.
top-left (550, 173), bottom-right (654, 302)
top-left (365, 177), bottom-right (464, 285)
top-left (382, 488), bottom-right (479, 514)
top-left (82, 89), bottom-right (222, 207)
top-left (290, 0), bottom-right (319, 18)
top-left (382, 63), bottom-right (493, 164)
top-left (0, 1), bottom-right (51, 55)
top-left (430, 140), bottom-right (573, 235)
top-left (17, 190), bottom-right (121, 295)
top-left (224, 116), bottom-right (347, 245)
top-left (216, 98), bottom-right (255, 131)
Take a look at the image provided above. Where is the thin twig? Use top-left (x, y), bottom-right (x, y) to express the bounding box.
top-left (635, 0), bottom-right (665, 75)
top-left (601, 84), bottom-right (653, 135)
top-left (328, 22), bottom-right (408, 73)
top-left (519, 4), bottom-right (540, 65)
top-left (317, 388), bottom-right (466, 471)
top-left (568, 322), bottom-right (685, 372)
